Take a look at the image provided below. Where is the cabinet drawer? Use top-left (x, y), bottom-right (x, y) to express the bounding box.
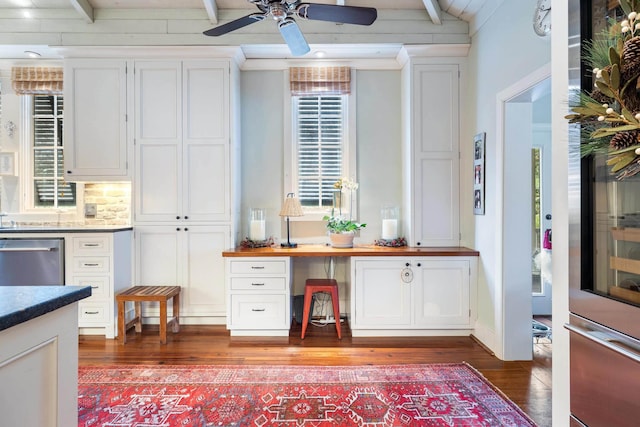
top-left (69, 275), bottom-right (109, 300)
top-left (72, 256), bottom-right (110, 273)
top-left (230, 277), bottom-right (286, 291)
top-left (229, 294), bottom-right (287, 329)
top-left (72, 236), bottom-right (111, 253)
top-left (229, 260), bottom-right (287, 275)
top-left (78, 303), bottom-right (108, 323)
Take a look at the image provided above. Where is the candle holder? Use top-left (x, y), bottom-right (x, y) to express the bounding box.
top-left (248, 208), bottom-right (266, 242)
top-left (380, 206), bottom-right (399, 240)
top-left (375, 205), bottom-right (406, 247)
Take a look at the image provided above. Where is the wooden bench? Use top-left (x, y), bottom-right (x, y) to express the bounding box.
top-left (116, 286), bottom-right (181, 344)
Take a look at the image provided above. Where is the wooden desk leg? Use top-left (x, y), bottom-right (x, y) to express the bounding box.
top-left (117, 300), bottom-right (126, 344)
top-left (159, 300), bottom-right (168, 344)
top-left (134, 301), bottom-right (142, 333)
top-left (172, 293), bottom-right (180, 333)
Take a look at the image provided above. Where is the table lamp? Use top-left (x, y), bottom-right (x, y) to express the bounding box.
top-left (279, 192), bottom-right (304, 248)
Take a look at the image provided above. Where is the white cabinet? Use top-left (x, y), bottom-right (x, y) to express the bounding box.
top-left (64, 59), bottom-right (131, 180)
top-left (134, 60), bottom-right (231, 223)
top-left (132, 58), bottom-right (237, 323)
top-left (134, 225), bottom-right (229, 320)
top-left (70, 231), bottom-right (132, 338)
top-left (225, 257), bottom-right (291, 336)
top-left (403, 63), bottom-right (460, 246)
top-left (351, 256), bottom-right (476, 336)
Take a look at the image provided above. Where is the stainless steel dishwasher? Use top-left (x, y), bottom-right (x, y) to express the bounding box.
top-left (0, 238), bottom-right (65, 286)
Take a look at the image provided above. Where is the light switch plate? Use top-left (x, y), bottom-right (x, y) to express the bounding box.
top-left (84, 203), bottom-right (97, 217)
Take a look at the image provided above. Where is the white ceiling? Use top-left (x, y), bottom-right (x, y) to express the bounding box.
top-left (0, 0), bottom-right (488, 23)
top-left (0, 0), bottom-right (491, 60)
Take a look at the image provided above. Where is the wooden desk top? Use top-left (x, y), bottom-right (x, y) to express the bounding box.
top-left (222, 244), bottom-right (479, 258)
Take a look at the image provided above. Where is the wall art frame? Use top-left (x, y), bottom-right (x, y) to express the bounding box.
top-left (473, 132), bottom-right (485, 215)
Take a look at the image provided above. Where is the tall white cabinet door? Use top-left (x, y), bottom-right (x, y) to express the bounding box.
top-left (64, 59), bottom-right (130, 180)
top-left (408, 64), bottom-right (460, 247)
top-left (414, 259), bottom-right (470, 327)
top-left (182, 61), bottom-right (230, 222)
top-left (134, 61), bottom-right (182, 222)
top-left (353, 259), bottom-right (412, 327)
top-left (181, 225), bottom-right (229, 316)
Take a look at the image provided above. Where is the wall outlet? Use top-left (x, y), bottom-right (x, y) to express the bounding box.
top-left (84, 203), bottom-right (97, 217)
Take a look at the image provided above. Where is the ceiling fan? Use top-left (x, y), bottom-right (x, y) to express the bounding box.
top-left (203, 0), bottom-right (378, 56)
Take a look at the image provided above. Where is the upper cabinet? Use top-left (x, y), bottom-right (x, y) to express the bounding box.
top-left (134, 60), bottom-right (232, 223)
top-left (403, 62), bottom-right (461, 247)
top-left (64, 59), bottom-right (132, 180)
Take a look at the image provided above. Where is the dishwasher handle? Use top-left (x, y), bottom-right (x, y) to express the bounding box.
top-left (0, 246), bottom-right (57, 252)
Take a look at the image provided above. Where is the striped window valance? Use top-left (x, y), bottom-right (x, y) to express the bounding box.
top-left (11, 67), bottom-right (63, 95)
top-left (290, 66), bottom-right (351, 96)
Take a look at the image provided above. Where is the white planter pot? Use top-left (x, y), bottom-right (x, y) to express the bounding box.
top-left (329, 232), bottom-right (355, 248)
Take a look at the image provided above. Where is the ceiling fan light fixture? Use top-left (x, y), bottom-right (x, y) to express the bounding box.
top-left (279, 18), bottom-right (310, 57)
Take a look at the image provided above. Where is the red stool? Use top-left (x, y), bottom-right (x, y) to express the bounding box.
top-left (301, 278), bottom-right (341, 339)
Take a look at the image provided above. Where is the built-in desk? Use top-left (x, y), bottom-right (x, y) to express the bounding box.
top-left (222, 244), bottom-right (479, 258)
top-left (222, 245), bottom-right (479, 337)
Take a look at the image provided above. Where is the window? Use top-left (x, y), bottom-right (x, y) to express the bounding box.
top-left (293, 94), bottom-right (348, 211)
top-left (286, 66), bottom-right (356, 219)
top-left (31, 94), bottom-right (76, 208)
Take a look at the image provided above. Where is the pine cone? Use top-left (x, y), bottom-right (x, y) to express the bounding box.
top-left (590, 88), bottom-right (614, 104)
top-left (623, 37), bottom-right (640, 73)
top-left (610, 130), bottom-right (640, 149)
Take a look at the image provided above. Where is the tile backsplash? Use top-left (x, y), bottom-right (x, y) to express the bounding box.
top-left (83, 183), bottom-right (131, 226)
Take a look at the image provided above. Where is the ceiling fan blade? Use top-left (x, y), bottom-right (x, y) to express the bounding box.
top-left (278, 18), bottom-right (310, 57)
top-left (297, 4), bottom-right (377, 26)
top-left (203, 13), bottom-right (265, 36)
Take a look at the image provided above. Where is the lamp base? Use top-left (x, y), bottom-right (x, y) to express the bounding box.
top-left (281, 242), bottom-right (298, 248)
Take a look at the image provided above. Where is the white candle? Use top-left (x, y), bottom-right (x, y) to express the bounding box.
top-left (250, 219), bottom-right (266, 241)
top-left (381, 219), bottom-right (398, 240)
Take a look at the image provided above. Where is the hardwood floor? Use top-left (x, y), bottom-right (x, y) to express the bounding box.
top-left (79, 321), bottom-right (552, 427)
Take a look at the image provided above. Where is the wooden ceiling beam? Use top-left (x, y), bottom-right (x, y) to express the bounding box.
top-left (202, 0), bottom-right (219, 24)
top-left (69, 0), bottom-right (94, 23)
top-left (422, 0), bottom-right (442, 25)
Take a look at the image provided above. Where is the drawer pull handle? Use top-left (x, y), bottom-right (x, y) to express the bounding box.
top-left (84, 311), bottom-right (99, 315)
top-left (91, 286), bottom-right (99, 289)
top-left (251, 266), bottom-right (265, 270)
top-left (251, 283), bottom-right (265, 286)
top-left (83, 243), bottom-right (100, 247)
top-left (251, 308), bottom-right (266, 312)
top-left (83, 263), bottom-right (100, 267)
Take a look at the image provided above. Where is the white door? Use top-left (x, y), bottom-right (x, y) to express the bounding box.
top-left (353, 258), bottom-right (411, 327)
top-left (181, 225), bottom-right (229, 316)
top-left (134, 61), bottom-right (182, 222)
top-left (414, 259), bottom-right (470, 327)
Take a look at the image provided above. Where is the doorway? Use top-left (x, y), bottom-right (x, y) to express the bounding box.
top-left (498, 66), bottom-right (551, 360)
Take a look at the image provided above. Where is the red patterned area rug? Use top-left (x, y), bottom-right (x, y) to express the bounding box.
top-left (78, 363), bottom-right (537, 427)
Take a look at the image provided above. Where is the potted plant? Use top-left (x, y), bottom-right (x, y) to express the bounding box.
top-left (323, 214), bottom-right (366, 248)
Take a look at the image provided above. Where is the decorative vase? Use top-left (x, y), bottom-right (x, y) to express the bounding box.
top-left (329, 232), bottom-right (355, 248)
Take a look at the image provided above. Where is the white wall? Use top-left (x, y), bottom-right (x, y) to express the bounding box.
top-left (464, 0), bottom-right (551, 358)
top-left (240, 68), bottom-right (402, 298)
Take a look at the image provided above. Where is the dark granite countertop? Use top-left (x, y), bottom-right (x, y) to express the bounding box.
top-left (0, 286), bottom-right (92, 332)
top-left (0, 226), bottom-right (132, 234)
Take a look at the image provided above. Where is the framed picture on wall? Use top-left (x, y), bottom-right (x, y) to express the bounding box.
top-left (473, 132), bottom-right (485, 215)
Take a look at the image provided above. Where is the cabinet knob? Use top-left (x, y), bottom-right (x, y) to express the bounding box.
top-left (66, 170), bottom-right (72, 174)
top-left (405, 262), bottom-right (410, 267)
top-left (176, 216), bottom-right (181, 220)
top-left (184, 227), bottom-right (189, 231)
top-left (176, 227), bottom-right (181, 231)
top-left (416, 242), bottom-right (421, 246)
top-left (417, 263), bottom-right (421, 267)
top-left (184, 216), bottom-right (189, 220)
